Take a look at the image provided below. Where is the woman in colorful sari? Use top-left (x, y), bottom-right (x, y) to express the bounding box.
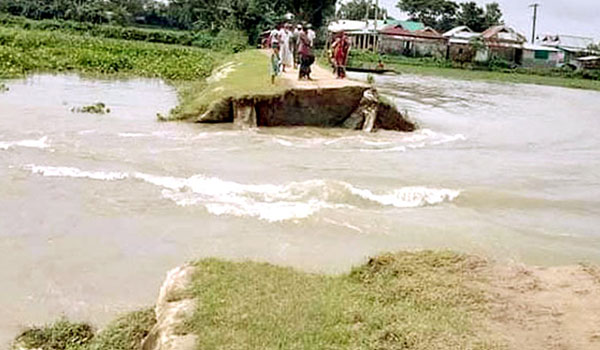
top-left (332, 32), bottom-right (351, 79)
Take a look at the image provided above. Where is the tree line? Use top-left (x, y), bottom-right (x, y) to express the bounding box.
top-left (397, 0), bottom-right (503, 32)
top-left (0, 0), bottom-right (336, 43)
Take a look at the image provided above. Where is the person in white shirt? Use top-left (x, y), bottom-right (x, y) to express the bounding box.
top-left (279, 23), bottom-right (293, 72)
top-left (306, 24), bottom-right (316, 47)
top-left (269, 25), bottom-right (280, 49)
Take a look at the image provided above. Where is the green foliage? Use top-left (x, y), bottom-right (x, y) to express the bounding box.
top-left (338, 0), bottom-right (388, 20)
top-left (0, 0), bottom-right (337, 45)
top-left (71, 102), bottom-right (111, 114)
top-left (396, 0), bottom-right (459, 32)
top-left (13, 309), bottom-right (156, 350)
top-left (0, 27), bottom-right (222, 80)
top-left (88, 309), bottom-right (156, 350)
top-left (396, 0), bottom-right (503, 32)
top-left (15, 319), bottom-right (94, 350)
top-left (182, 251), bottom-right (498, 349)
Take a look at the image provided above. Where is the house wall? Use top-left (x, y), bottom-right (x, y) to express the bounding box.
top-left (448, 43), bottom-right (476, 63)
top-left (522, 50), bottom-right (562, 68)
top-left (379, 36), bottom-right (446, 58)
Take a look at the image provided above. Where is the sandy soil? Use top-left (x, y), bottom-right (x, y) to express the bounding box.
top-left (479, 263), bottom-right (600, 350)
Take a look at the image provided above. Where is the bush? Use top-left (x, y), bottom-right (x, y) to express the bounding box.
top-left (15, 320), bottom-right (95, 350)
top-left (214, 29), bottom-right (249, 53)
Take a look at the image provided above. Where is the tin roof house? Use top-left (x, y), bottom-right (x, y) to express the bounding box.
top-left (327, 19), bottom-right (386, 50)
top-left (538, 34), bottom-right (597, 65)
top-left (474, 25), bottom-right (527, 64)
top-left (377, 21), bottom-right (447, 58)
top-left (443, 26), bottom-right (481, 62)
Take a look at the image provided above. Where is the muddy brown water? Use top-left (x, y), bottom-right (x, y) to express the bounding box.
top-left (1, 73), bottom-right (599, 345)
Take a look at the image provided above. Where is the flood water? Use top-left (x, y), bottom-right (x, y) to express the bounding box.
top-left (1, 73), bottom-right (599, 344)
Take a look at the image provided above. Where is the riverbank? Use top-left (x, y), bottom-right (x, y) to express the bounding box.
top-left (12, 252), bottom-right (600, 350)
top-left (343, 51), bottom-right (600, 92)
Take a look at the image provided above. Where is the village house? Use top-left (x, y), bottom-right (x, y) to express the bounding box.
top-left (538, 34), bottom-right (597, 67)
top-left (377, 21), bottom-right (447, 58)
top-left (476, 25), bottom-right (527, 65)
top-left (521, 43), bottom-right (562, 68)
top-left (327, 19), bottom-right (385, 51)
top-left (443, 26), bottom-right (481, 63)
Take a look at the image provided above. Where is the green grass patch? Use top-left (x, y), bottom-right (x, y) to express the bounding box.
top-left (168, 50), bottom-right (290, 120)
top-left (0, 27), bottom-right (223, 80)
top-left (13, 309), bottom-right (155, 350)
top-left (183, 251), bottom-right (499, 350)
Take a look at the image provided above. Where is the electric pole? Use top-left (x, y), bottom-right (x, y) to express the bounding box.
top-left (530, 3), bottom-right (540, 43)
top-left (373, 0), bottom-right (379, 53)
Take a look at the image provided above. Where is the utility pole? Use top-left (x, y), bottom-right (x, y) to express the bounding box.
top-left (530, 3), bottom-right (540, 43)
top-left (373, 0), bottom-right (379, 53)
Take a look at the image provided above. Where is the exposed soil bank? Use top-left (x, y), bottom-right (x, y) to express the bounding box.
top-left (196, 86), bottom-right (416, 132)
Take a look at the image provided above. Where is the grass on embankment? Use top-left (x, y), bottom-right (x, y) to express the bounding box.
top-left (0, 27), bottom-right (223, 80)
top-left (182, 251), bottom-right (498, 350)
top-left (169, 49), bottom-right (290, 120)
top-left (14, 309), bottom-right (155, 350)
top-left (13, 251), bottom-right (501, 350)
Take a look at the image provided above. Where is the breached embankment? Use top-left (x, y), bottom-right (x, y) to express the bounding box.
top-left (182, 50), bottom-right (415, 132)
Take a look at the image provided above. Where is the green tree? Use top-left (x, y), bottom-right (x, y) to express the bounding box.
top-left (483, 2), bottom-right (503, 28)
top-left (338, 0), bottom-right (388, 20)
top-left (396, 0), bottom-right (458, 32)
top-left (457, 1), bottom-right (485, 32)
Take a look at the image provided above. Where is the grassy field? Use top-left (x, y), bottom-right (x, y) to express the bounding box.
top-left (0, 27), bottom-right (223, 80)
top-left (12, 251), bottom-right (501, 350)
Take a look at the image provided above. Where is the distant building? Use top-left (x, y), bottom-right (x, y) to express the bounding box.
top-left (575, 56), bottom-right (600, 70)
top-left (521, 44), bottom-right (563, 68)
top-left (327, 19), bottom-right (385, 50)
top-left (477, 25), bottom-right (527, 65)
top-left (443, 26), bottom-right (481, 63)
top-left (538, 34), bottom-right (597, 66)
top-left (378, 21), bottom-right (446, 58)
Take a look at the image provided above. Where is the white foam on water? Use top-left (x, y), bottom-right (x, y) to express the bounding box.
top-left (118, 132), bottom-right (150, 138)
top-left (346, 184), bottom-right (461, 208)
top-left (25, 165), bottom-right (128, 181)
top-left (0, 136), bottom-right (50, 150)
top-left (23, 165), bottom-right (461, 222)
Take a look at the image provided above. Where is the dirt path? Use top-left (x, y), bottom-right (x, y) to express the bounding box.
top-left (261, 49), bottom-right (366, 90)
top-left (480, 263), bottom-right (600, 350)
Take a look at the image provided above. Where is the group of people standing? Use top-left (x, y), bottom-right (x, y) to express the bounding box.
top-left (269, 23), bottom-right (316, 83)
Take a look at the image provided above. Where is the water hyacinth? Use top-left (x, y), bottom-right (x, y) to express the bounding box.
top-left (0, 27), bottom-right (223, 80)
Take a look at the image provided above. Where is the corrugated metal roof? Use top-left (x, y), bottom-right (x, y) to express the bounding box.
top-left (523, 43), bottom-right (560, 52)
top-left (539, 34), bottom-right (594, 51)
top-left (379, 25), bottom-right (444, 39)
top-left (443, 26), bottom-right (474, 37)
top-left (385, 20), bottom-right (425, 32)
top-left (327, 20), bottom-right (385, 33)
top-left (482, 25), bottom-right (526, 43)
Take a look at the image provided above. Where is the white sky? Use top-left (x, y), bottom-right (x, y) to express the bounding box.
top-left (369, 0), bottom-right (600, 41)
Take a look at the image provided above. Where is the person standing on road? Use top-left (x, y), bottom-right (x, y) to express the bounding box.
top-left (332, 32), bottom-right (351, 79)
top-left (298, 26), bottom-right (314, 80)
top-left (292, 24), bottom-right (302, 69)
top-left (279, 24), bottom-right (293, 72)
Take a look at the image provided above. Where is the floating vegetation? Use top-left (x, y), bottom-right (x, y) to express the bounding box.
top-left (0, 82), bottom-right (8, 92)
top-left (71, 102), bottom-right (110, 114)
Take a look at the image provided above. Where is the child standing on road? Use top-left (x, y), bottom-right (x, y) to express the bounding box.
top-left (270, 45), bottom-right (281, 84)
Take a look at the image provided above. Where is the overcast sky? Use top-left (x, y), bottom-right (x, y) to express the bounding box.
top-left (373, 0), bottom-right (600, 41)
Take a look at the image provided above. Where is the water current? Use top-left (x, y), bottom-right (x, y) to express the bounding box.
top-left (1, 73), bottom-right (599, 344)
